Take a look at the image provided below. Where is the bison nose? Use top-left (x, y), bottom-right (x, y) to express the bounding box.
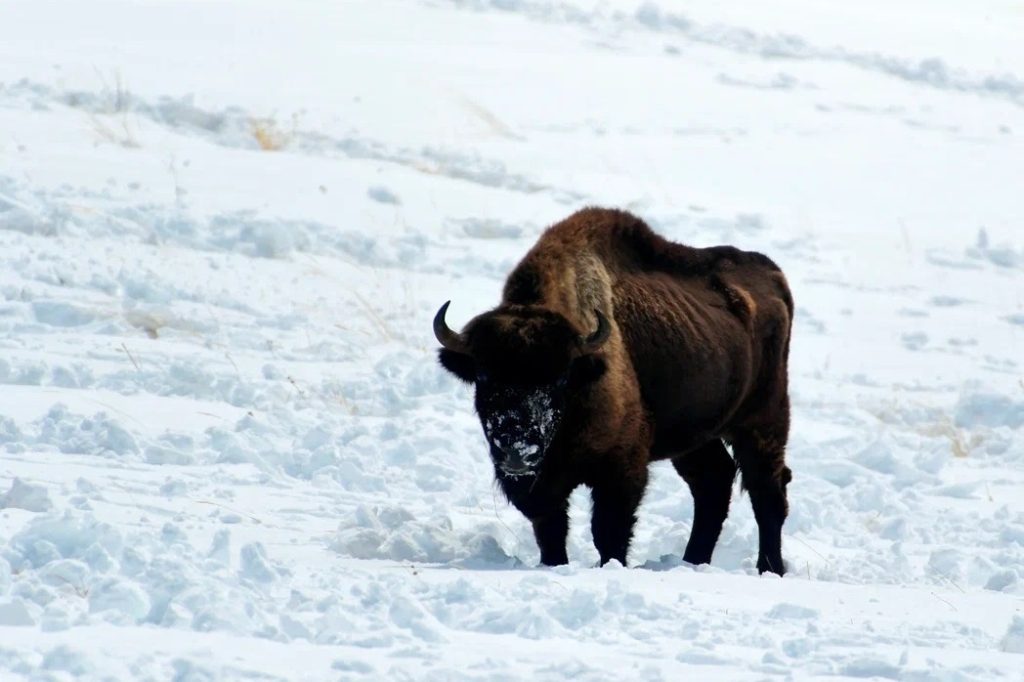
top-left (499, 450), bottom-right (529, 471)
top-left (497, 444), bottom-right (542, 477)
top-left (500, 461), bottom-right (534, 478)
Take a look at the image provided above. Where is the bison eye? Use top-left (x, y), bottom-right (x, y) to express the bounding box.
top-left (569, 354), bottom-right (607, 387)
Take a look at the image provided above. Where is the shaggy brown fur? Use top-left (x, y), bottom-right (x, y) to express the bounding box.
top-left (435, 207), bottom-right (793, 574)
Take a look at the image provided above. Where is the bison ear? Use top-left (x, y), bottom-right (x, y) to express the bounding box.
top-left (438, 349), bottom-right (476, 384)
top-left (569, 353), bottom-right (606, 387)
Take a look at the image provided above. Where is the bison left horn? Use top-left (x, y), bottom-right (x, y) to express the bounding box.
top-left (433, 301), bottom-right (470, 354)
top-left (580, 309), bottom-right (611, 353)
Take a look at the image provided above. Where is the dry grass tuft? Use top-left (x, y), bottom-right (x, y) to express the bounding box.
top-left (90, 69), bottom-right (140, 148)
top-left (452, 92), bottom-right (523, 140)
top-left (250, 117), bottom-right (290, 151)
top-left (918, 419), bottom-right (972, 458)
top-left (865, 396), bottom-right (978, 458)
top-left (90, 114), bottom-right (140, 148)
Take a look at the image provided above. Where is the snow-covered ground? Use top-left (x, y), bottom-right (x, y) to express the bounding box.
top-left (2, 0), bottom-right (1023, 679)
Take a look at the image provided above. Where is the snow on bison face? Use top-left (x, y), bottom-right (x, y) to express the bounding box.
top-left (433, 301), bottom-right (608, 477)
top-left (475, 375), bottom-right (566, 478)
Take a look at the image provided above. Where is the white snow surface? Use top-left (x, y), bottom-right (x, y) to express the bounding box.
top-left (1, 0), bottom-right (1023, 679)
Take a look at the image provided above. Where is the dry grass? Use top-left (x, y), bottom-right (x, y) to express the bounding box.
top-left (351, 290), bottom-right (397, 341)
top-left (95, 68), bottom-right (130, 113)
top-left (123, 309), bottom-right (163, 339)
top-left (250, 117), bottom-right (291, 151)
top-left (90, 69), bottom-right (140, 148)
top-left (917, 418), bottom-right (973, 458)
top-left (865, 396), bottom-right (978, 458)
top-left (452, 92), bottom-right (523, 140)
top-left (90, 114), bottom-right (140, 148)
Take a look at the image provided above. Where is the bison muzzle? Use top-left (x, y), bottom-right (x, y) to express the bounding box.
top-left (434, 207), bottom-right (794, 575)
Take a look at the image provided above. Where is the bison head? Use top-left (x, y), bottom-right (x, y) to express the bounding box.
top-left (434, 301), bottom-right (609, 478)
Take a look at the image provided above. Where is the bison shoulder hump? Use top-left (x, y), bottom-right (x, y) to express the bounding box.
top-left (503, 263), bottom-right (543, 304)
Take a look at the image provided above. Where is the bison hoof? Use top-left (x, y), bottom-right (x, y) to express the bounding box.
top-left (757, 555), bottom-right (786, 576)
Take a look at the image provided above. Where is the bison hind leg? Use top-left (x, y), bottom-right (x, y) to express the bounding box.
top-left (732, 426), bottom-right (791, 576)
top-left (672, 439), bottom-right (737, 566)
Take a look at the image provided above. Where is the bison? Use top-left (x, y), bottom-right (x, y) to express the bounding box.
top-left (433, 207), bottom-right (793, 575)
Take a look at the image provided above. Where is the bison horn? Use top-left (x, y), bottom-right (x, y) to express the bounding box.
top-left (580, 309), bottom-right (611, 353)
top-left (433, 301), bottom-right (469, 354)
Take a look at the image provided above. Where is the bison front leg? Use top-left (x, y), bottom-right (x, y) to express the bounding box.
top-left (590, 467), bottom-right (648, 566)
top-left (531, 501), bottom-right (570, 566)
top-left (672, 439), bottom-right (736, 566)
top-left (734, 430), bottom-right (791, 576)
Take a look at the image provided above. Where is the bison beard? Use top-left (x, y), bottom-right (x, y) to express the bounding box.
top-left (434, 207), bottom-right (794, 575)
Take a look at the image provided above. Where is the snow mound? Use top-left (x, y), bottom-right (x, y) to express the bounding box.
top-left (332, 505), bottom-right (518, 566)
top-left (955, 390), bottom-right (1024, 429)
top-left (1, 479), bottom-right (53, 512)
top-left (1001, 616), bottom-right (1024, 653)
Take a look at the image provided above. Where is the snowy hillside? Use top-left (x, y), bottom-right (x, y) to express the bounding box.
top-left (1, 0), bottom-right (1023, 679)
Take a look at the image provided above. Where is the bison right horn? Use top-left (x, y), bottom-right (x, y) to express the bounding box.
top-left (580, 309), bottom-right (611, 353)
top-left (433, 301), bottom-right (470, 354)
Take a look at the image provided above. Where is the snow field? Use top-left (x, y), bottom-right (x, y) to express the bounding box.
top-left (2, 0), bottom-right (1024, 679)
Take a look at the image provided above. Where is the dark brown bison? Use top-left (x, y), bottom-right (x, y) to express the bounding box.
top-left (434, 207), bottom-right (793, 575)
